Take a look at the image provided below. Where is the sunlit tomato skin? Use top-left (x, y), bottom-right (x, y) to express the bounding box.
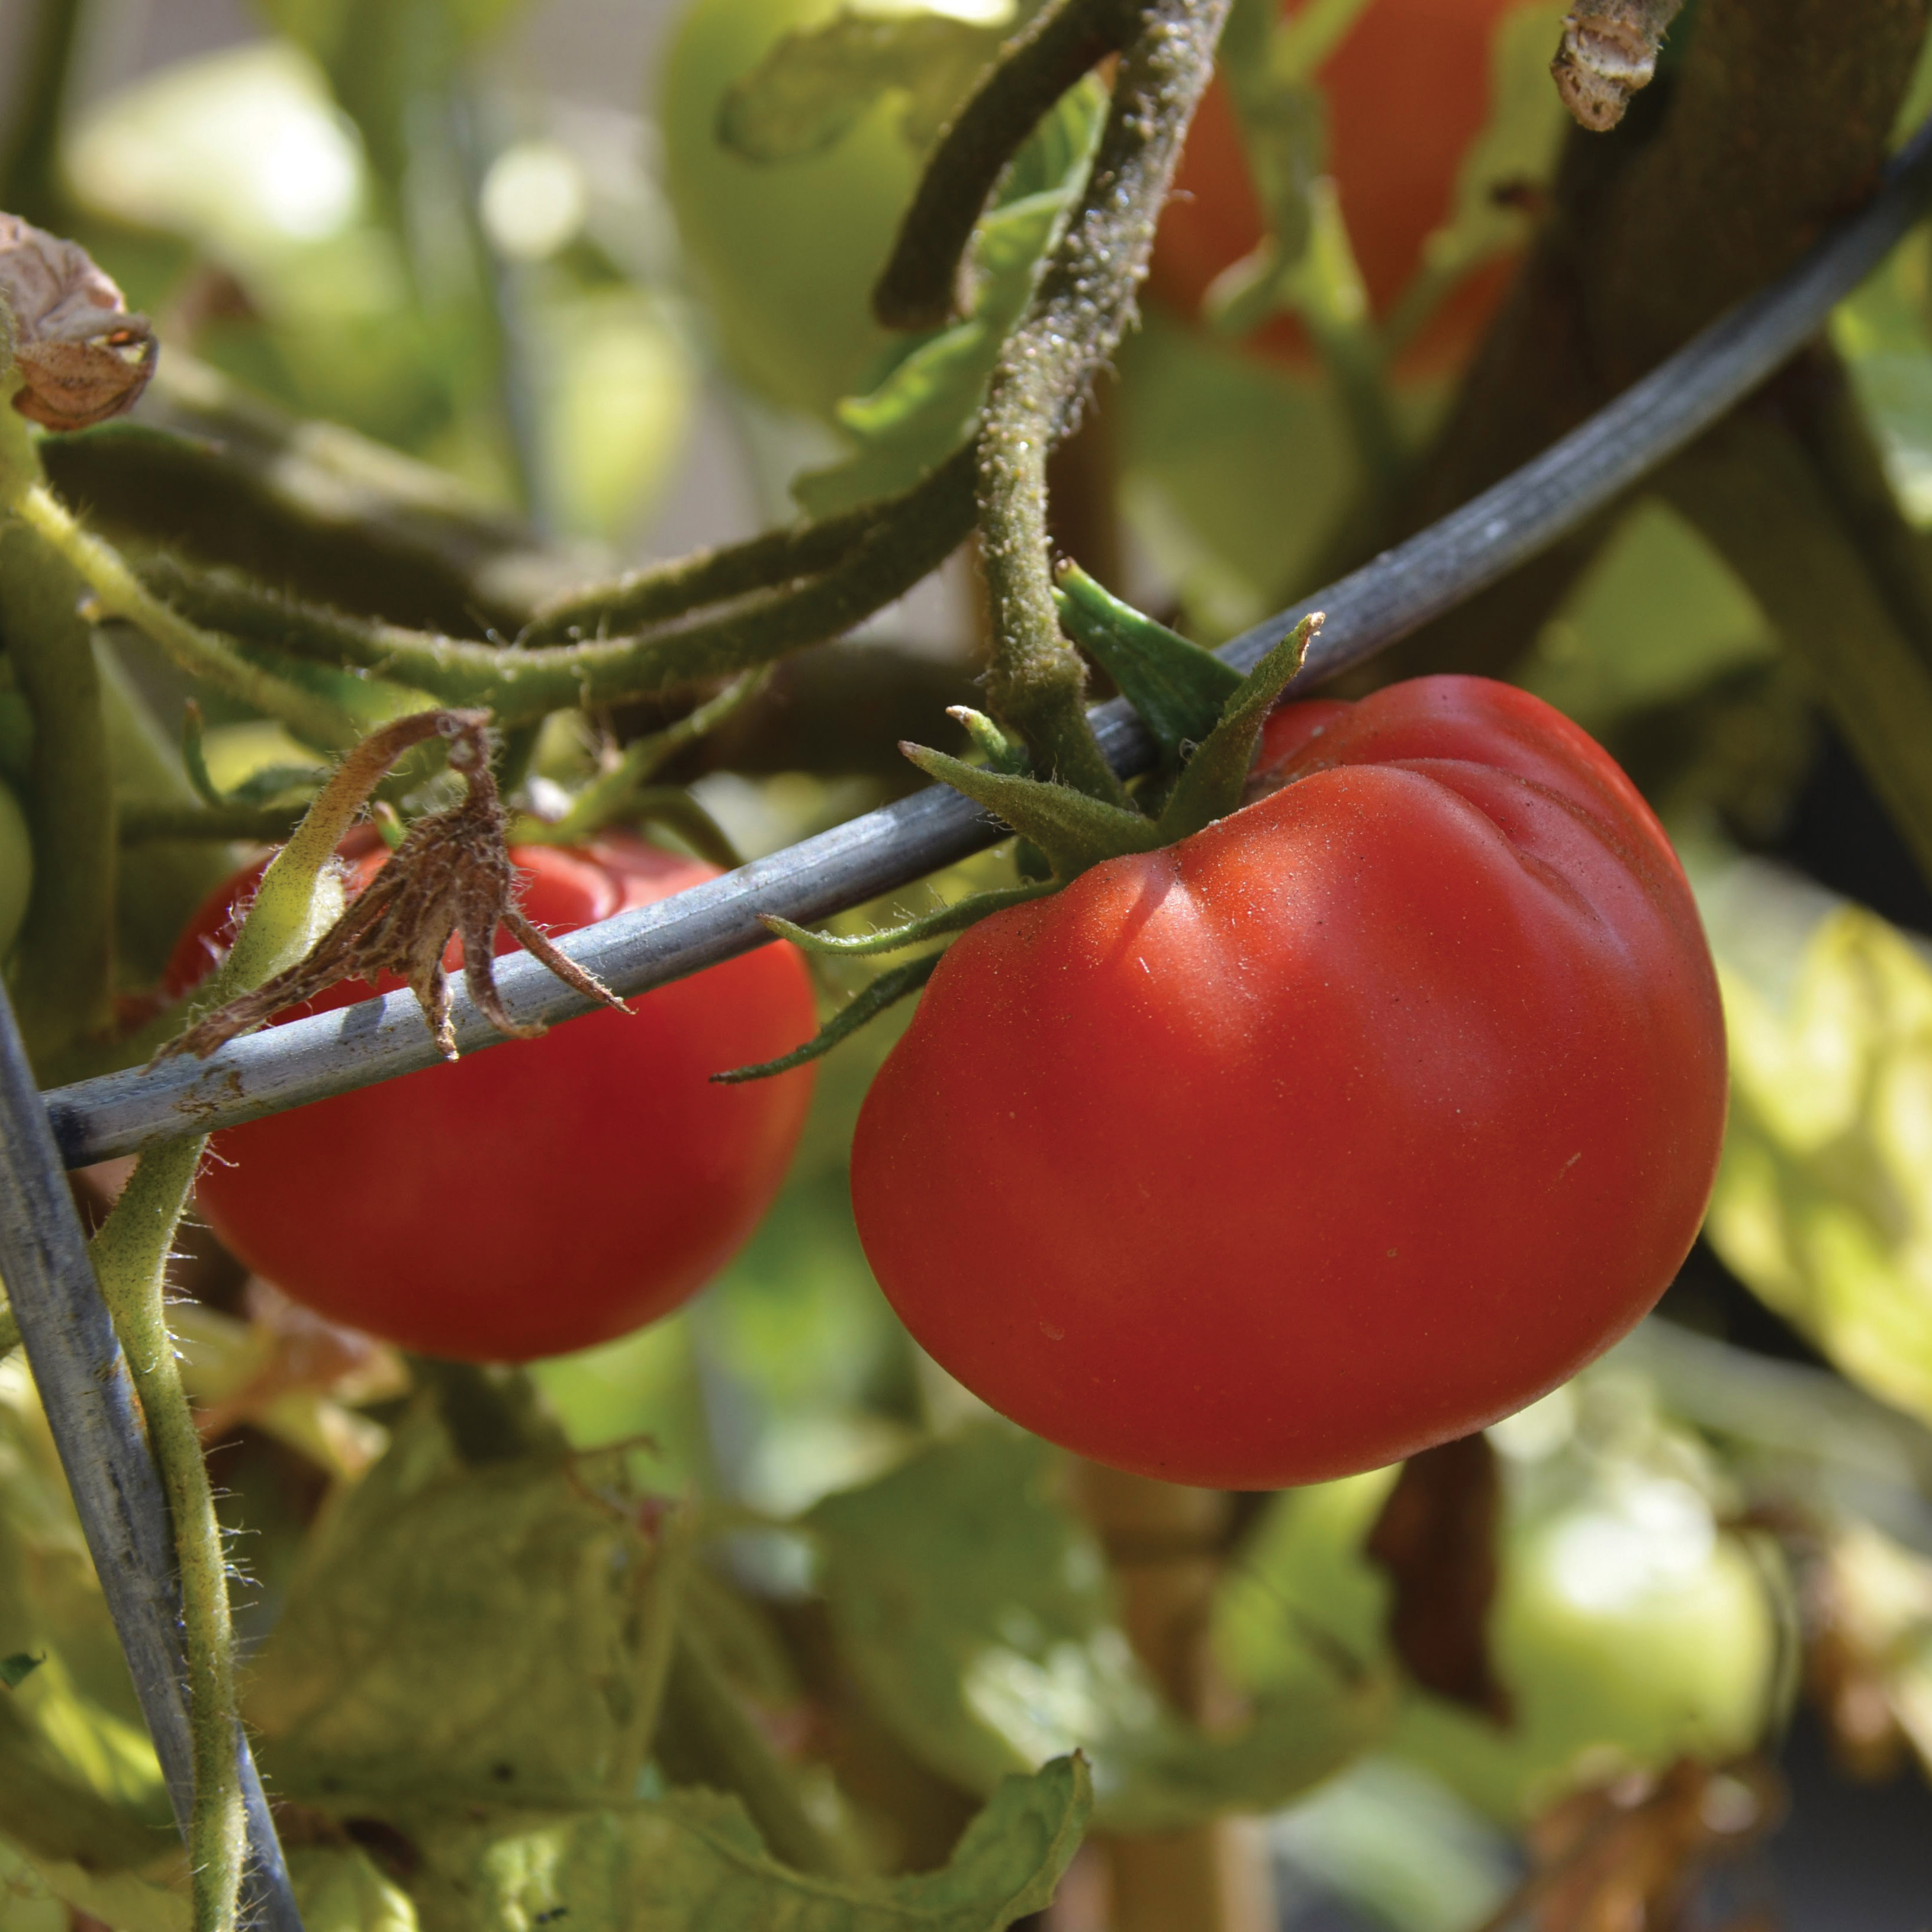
top-left (851, 678), bottom-right (1727, 1488)
top-left (1148, 0), bottom-right (1536, 377)
top-left (168, 836), bottom-right (817, 1363)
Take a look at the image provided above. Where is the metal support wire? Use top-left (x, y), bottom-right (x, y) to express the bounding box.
top-left (0, 981), bottom-right (304, 1930)
top-left (41, 112), bottom-right (1932, 1170)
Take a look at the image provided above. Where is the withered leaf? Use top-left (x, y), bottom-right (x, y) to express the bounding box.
top-left (159, 717), bottom-right (624, 1064)
top-left (1364, 1431), bottom-right (1513, 1724)
top-left (0, 214), bottom-right (157, 432)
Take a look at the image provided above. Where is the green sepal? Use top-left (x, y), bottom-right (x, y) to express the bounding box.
top-left (179, 699), bottom-right (222, 809)
top-left (901, 743), bottom-right (1162, 878)
top-left (1157, 613), bottom-right (1323, 842)
top-left (948, 706), bottom-right (1031, 775)
top-left (0, 1653), bottom-right (42, 1690)
top-left (764, 880), bottom-right (1054, 958)
top-left (711, 951), bottom-right (942, 1084)
top-left (1053, 561), bottom-right (1242, 759)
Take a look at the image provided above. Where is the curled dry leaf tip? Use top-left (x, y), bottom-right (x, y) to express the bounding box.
top-left (0, 214), bottom-right (157, 431)
top-left (1551, 1), bottom-right (1686, 134)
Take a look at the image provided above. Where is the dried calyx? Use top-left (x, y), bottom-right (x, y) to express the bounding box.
top-left (0, 214), bottom-right (157, 431)
top-left (161, 714), bottom-right (626, 1064)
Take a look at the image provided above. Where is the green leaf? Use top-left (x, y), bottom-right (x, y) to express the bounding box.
top-left (0, 1366), bottom-right (177, 1875)
top-left (794, 81), bottom-right (1106, 517)
top-left (407, 1761), bottom-right (1089, 1932)
top-left (1156, 612), bottom-right (1319, 841)
top-left (807, 1431), bottom-right (1389, 1833)
top-left (900, 746), bottom-right (1161, 878)
top-left (246, 1403), bottom-right (674, 1811)
top-left (288, 1845), bottom-right (421, 1932)
top-left (717, 12), bottom-right (1005, 163)
top-left (1695, 852), bottom-right (1932, 1428)
top-left (1052, 563), bottom-right (1242, 759)
top-left (1113, 313), bottom-right (1358, 639)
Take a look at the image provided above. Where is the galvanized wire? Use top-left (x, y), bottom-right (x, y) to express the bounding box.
top-left (41, 111), bottom-right (1932, 1169)
top-left (0, 980), bottom-right (304, 1931)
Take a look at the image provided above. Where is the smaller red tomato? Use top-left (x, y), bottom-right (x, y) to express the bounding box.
top-left (166, 833), bottom-right (817, 1363)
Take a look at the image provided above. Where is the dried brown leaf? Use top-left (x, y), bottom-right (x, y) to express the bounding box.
top-left (159, 719), bottom-right (626, 1064)
top-left (0, 213), bottom-right (157, 430)
top-left (1364, 1431), bottom-right (1513, 1724)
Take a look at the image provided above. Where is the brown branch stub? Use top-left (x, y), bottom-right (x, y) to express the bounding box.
top-left (159, 713), bottom-right (625, 1065)
top-left (1551, 1), bottom-right (1686, 133)
top-left (0, 212), bottom-right (157, 430)
top-left (1363, 1431), bottom-right (1514, 1725)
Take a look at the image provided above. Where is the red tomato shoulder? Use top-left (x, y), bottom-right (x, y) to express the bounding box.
top-left (171, 834), bottom-right (817, 1363)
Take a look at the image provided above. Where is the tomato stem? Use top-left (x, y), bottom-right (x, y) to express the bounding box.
top-left (975, 0), bottom-right (1234, 806)
top-left (134, 450), bottom-right (977, 726)
top-left (88, 1136), bottom-right (244, 1932)
top-left (871, 0), bottom-right (1142, 332)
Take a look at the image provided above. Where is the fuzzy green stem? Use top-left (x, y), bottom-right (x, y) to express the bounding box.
top-left (871, 0), bottom-right (1141, 330)
top-left (0, 523), bottom-right (115, 1062)
top-left (14, 487), bottom-right (359, 746)
top-left (88, 1138), bottom-right (241, 1932)
top-left (139, 451), bottom-right (978, 726)
top-left (524, 501), bottom-right (902, 646)
top-left (975, 0), bottom-right (1233, 802)
top-left (540, 672), bottom-right (768, 845)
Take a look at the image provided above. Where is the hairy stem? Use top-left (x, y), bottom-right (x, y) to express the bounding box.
top-left (872, 0), bottom-right (1140, 330)
top-left (15, 487), bottom-right (358, 746)
top-left (88, 1139), bottom-right (241, 1932)
top-left (977, 0), bottom-right (1232, 800)
top-left (0, 524), bottom-right (115, 1062)
top-left (524, 498), bottom-right (904, 646)
top-left (140, 450), bottom-right (977, 725)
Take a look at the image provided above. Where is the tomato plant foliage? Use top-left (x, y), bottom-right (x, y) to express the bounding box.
top-left (854, 679), bottom-right (1727, 1487)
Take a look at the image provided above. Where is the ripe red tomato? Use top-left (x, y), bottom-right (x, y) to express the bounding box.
top-left (851, 678), bottom-right (1727, 1488)
top-left (166, 834), bottom-right (817, 1363)
top-left (1148, 0), bottom-right (1535, 376)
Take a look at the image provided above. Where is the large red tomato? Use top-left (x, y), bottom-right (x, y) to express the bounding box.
top-left (1149, 0), bottom-right (1537, 376)
top-left (166, 834), bottom-right (817, 1363)
top-left (851, 678), bottom-right (1727, 1488)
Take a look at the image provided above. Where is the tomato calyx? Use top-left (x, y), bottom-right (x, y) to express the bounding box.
top-left (160, 714), bottom-right (627, 1064)
top-left (903, 578), bottom-right (1321, 870)
top-left (729, 575), bottom-right (1319, 1083)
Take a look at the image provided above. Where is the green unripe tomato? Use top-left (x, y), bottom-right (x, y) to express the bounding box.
top-left (1213, 1444), bottom-right (1780, 1822)
top-left (0, 777), bottom-right (33, 963)
top-left (660, 0), bottom-right (980, 420)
